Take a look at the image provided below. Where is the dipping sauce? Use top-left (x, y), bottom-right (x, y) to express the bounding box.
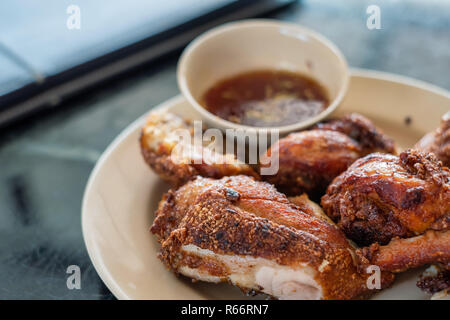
top-left (202, 70), bottom-right (329, 127)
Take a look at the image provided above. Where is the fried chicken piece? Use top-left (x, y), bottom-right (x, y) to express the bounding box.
top-left (416, 264), bottom-right (450, 296)
top-left (259, 113), bottom-right (396, 198)
top-left (313, 113), bottom-right (397, 155)
top-left (140, 110), bottom-right (258, 186)
top-left (260, 130), bottom-right (362, 197)
top-left (415, 112), bottom-right (450, 167)
top-left (322, 149), bottom-right (450, 276)
top-left (322, 149), bottom-right (449, 246)
top-left (151, 175), bottom-right (393, 300)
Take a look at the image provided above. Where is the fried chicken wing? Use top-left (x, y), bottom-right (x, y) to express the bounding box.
top-left (259, 113), bottom-right (396, 198)
top-left (140, 110), bottom-right (258, 186)
top-left (415, 112), bottom-right (450, 167)
top-left (151, 175), bottom-right (393, 300)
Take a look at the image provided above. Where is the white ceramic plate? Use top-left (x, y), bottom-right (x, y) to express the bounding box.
top-left (82, 69), bottom-right (450, 300)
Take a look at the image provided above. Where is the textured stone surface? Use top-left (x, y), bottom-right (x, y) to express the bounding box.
top-left (0, 0), bottom-right (449, 299)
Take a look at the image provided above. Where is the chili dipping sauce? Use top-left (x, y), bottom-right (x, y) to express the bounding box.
top-left (202, 70), bottom-right (329, 127)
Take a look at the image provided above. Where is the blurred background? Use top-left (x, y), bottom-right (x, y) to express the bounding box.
top-left (0, 0), bottom-right (449, 299)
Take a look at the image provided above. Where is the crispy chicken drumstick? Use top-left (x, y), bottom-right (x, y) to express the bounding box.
top-left (321, 149), bottom-right (450, 273)
top-left (151, 175), bottom-right (393, 300)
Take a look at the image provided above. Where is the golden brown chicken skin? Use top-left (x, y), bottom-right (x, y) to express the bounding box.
top-left (140, 110), bottom-right (258, 186)
top-left (322, 149), bottom-right (450, 275)
top-left (357, 230), bottom-right (449, 272)
top-left (151, 175), bottom-right (394, 300)
top-left (260, 130), bottom-right (362, 198)
top-left (313, 113), bottom-right (397, 155)
top-left (259, 113), bottom-right (396, 198)
top-left (322, 149), bottom-right (449, 247)
top-left (415, 112), bottom-right (450, 167)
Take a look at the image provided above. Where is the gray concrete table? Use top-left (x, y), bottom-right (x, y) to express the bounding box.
top-left (0, 0), bottom-right (449, 299)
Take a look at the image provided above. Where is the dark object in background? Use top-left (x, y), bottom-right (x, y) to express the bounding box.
top-left (0, 0), bottom-right (297, 128)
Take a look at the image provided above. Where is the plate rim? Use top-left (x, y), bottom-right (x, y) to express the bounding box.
top-left (81, 94), bottom-right (183, 300)
top-left (81, 68), bottom-right (450, 300)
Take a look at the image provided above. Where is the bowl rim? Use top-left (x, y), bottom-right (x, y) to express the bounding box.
top-left (177, 19), bottom-right (349, 134)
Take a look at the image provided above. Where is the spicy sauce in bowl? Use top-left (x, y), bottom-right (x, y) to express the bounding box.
top-left (202, 70), bottom-right (329, 127)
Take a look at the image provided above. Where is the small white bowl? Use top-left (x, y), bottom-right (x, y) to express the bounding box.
top-left (177, 19), bottom-right (349, 134)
